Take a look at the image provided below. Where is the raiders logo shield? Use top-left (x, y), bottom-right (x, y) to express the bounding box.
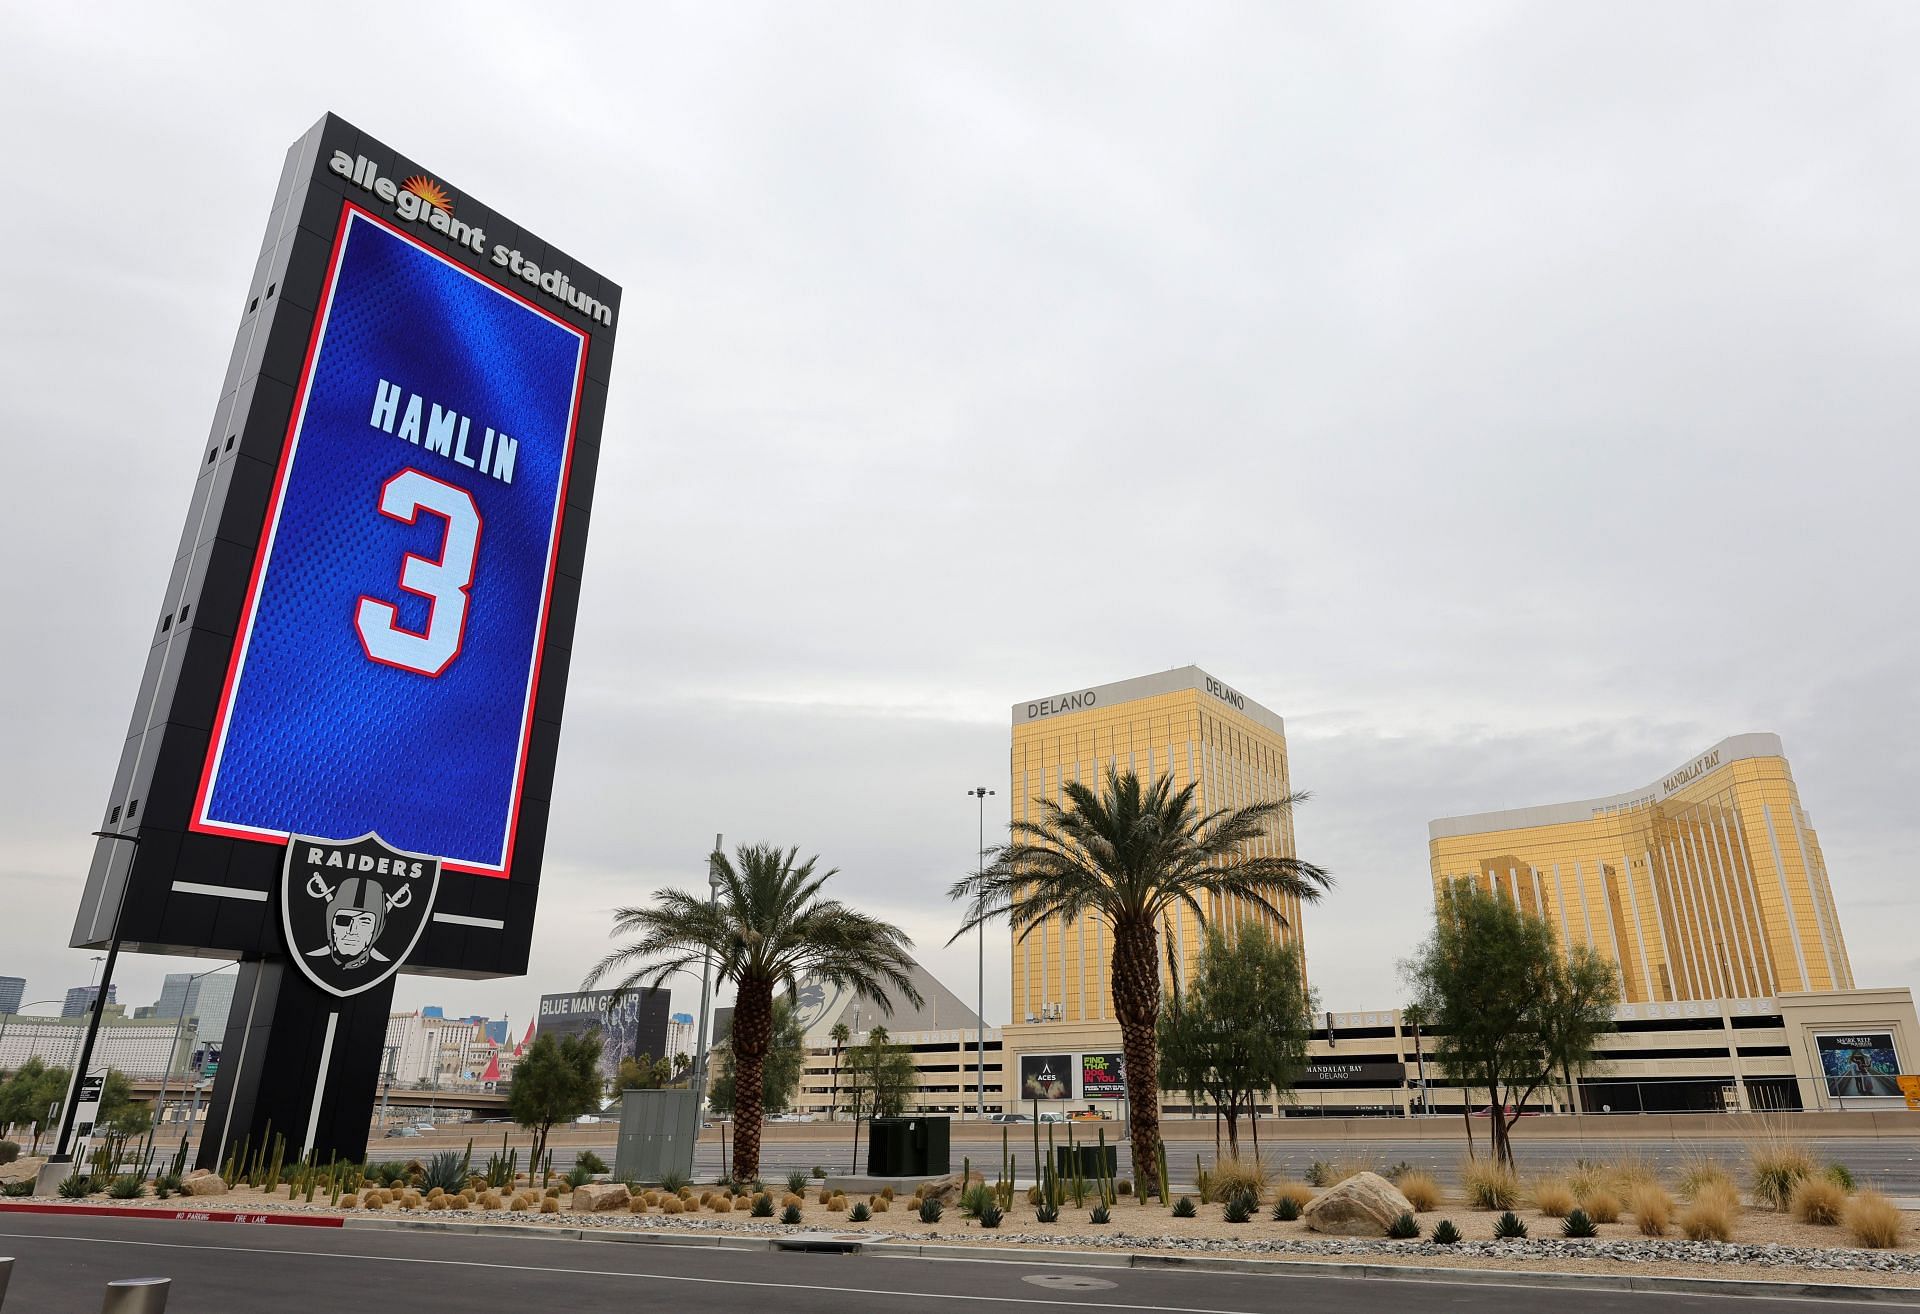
top-left (282, 832), bottom-right (440, 998)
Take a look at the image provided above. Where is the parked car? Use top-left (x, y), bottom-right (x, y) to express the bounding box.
top-left (1036, 1112), bottom-right (1067, 1123)
top-left (1067, 1109), bottom-right (1109, 1121)
top-left (986, 1113), bottom-right (1030, 1123)
top-left (383, 1125), bottom-right (422, 1138)
top-left (573, 1114), bottom-right (603, 1124)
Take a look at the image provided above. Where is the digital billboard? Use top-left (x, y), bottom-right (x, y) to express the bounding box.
top-left (193, 205), bottom-right (584, 874)
top-left (72, 112), bottom-right (619, 981)
top-left (1019, 1053), bottom-right (1073, 1100)
top-left (539, 990), bottom-right (670, 1085)
top-left (1080, 1051), bottom-right (1125, 1099)
top-left (1816, 1032), bottom-right (1903, 1099)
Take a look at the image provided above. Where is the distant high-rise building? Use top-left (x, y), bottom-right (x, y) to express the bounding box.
top-left (0, 977), bottom-right (23, 1016)
top-left (62, 984), bottom-right (115, 1018)
top-left (152, 973), bottom-right (237, 1041)
top-left (1429, 733), bottom-right (1854, 1004)
top-left (666, 1013), bottom-right (696, 1061)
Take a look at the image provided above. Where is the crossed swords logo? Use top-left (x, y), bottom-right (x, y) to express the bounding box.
top-left (304, 871), bottom-right (414, 964)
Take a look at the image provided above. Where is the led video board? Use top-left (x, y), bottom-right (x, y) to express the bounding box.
top-left (72, 113), bottom-right (619, 977)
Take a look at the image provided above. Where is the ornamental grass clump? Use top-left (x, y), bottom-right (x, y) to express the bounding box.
top-left (1747, 1134), bottom-right (1816, 1213)
top-left (1463, 1160), bottom-right (1519, 1211)
top-left (1209, 1155), bottom-right (1269, 1205)
top-left (1790, 1177), bottom-right (1848, 1226)
top-left (1676, 1156), bottom-right (1735, 1202)
top-left (1397, 1170), bottom-right (1441, 1212)
top-left (1679, 1182), bottom-right (1738, 1242)
top-left (1581, 1189), bottom-right (1621, 1224)
top-left (1530, 1179), bottom-right (1575, 1218)
top-left (1845, 1191), bottom-right (1903, 1249)
top-left (1628, 1183), bottom-right (1674, 1237)
top-left (1273, 1181), bottom-right (1315, 1210)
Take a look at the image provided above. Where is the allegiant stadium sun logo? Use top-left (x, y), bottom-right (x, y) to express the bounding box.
top-left (402, 176), bottom-right (454, 214)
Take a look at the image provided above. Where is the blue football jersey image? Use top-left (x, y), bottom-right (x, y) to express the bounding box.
top-left (196, 206), bottom-right (586, 873)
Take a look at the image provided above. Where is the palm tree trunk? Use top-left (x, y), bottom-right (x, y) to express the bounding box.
top-left (1110, 919), bottom-right (1163, 1200)
top-left (731, 977), bottom-right (774, 1182)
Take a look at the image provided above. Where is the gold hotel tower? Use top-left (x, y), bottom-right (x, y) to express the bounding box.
top-left (1007, 666), bottom-right (1303, 1034)
top-left (1429, 734), bottom-right (1853, 1005)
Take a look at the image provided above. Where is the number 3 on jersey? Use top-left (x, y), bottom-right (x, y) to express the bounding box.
top-left (354, 468), bottom-right (480, 677)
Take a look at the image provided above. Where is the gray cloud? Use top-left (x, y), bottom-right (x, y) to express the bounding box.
top-left (1, 4), bottom-right (1914, 1026)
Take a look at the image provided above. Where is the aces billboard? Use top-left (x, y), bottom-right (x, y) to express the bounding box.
top-left (72, 113), bottom-right (618, 978)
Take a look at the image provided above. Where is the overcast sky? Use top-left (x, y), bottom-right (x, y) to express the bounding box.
top-left (3, 4), bottom-right (1916, 1036)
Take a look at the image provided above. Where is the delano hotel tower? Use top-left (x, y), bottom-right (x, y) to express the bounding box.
top-left (999, 667), bottom-right (1301, 1104)
top-left (1430, 734), bottom-right (1854, 1005)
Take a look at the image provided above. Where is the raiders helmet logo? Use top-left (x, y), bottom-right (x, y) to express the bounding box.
top-left (281, 833), bottom-right (440, 997)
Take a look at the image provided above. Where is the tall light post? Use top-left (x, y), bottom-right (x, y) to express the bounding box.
top-left (152, 962), bottom-right (236, 1142)
top-left (53, 829), bottom-right (141, 1162)
top-left (691, 834), bottom-right (724, 1118)
top-left (966, 786), bottom-right (994, 1118)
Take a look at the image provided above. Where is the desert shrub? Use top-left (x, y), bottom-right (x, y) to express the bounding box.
top-left (781, 1204), bottom-right (803, 1225)
top-left (108, 1175), bottom-right (145, 1199)
top-left (1382, 1161), bottom-right (1414, 1182)
top-left (1222, 1193), bottom-right (1252, 1224)
top-left (658, 1170), bottom-right (690, 1194)
top-left (1492, 1210), bottom-right (1528, 1240)
top-left (960, 1183), bottom-right (995, 1218)
top-left (1210, 1154), bottom-right (1270, 1204)
top-left (0, 1142), bottom-right (18, 1165)
top-left (850, 1202), bottom-right (871, 1221)
top-left (1748, 1137), bottom-right (1815, 1212)
top-left (1089, 1202), bottom-right (1111, 1224)
top-left (918, 1196), bottom-right (943, 1223)
top-left (1791, 1177), bottom-right (1848, 1226)
top-left (58, 1173), bottom-right (91, 1199)
top-left (751, 1194), bottom-right (773, 1217)
top-left (575, 1151), bottom-right (608, 1175)
top-left (786, 1171), bottom-right (810, 1195)
top-left (812, 1164), bottom-right (826, 1179)
top-left (1172, 1195), bottom-right (1197, 1218)
top-left (1679, 1183), bottom-right (1738, 1241)
top-left (1274, 1181), bottom-right (1316, 1209)
top-left (978, 1200), bottom-right (1004, 1228)
top-left (1429, 1218), bottom-right (1461, 1245)
top-left (2, 1181), bottom-right (35, 1198)
top-left (1386, 1211), bottom-right (1419, 1239)
top-left (1561, 1208), bottom-right (1598, 1238)
top-left (1271, 1195), bottom-right (1299, 1222)
top-left (1463, 1160), bottom-right (1519, 1211)
top-left (1530, 1179), bottom-right (1575, 1218)
top-left (421, 1151), bottom-right (468, 1194)
top-left (1825, 1162), bottom-right (1855, 1191)
top-left (1845, 1191), bottom-right (1903, 1249)
top-left (1628, 1183), bottom-right (1674, 1237)
top-left (1398, 1170), bottom-right (1441, 1213)
top-left (565, 1165), bottom-right (593, 1189)
top-left (1582, 1190), bottom-right (1621, 1224)
top-left (1676, 1157), bottom-right (1735, 1202)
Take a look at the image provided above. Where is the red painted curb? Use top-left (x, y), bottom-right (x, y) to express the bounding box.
top-left (0, 1201), bottom-right (344, 1228)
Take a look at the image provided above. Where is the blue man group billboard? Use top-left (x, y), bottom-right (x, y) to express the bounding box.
top-left (73, 114), bottom-right (618, 979)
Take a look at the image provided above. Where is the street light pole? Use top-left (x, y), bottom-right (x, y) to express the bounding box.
top-left (691, 834), bottom-right (724, 1120)
top-left (151, 962), bottom-right (235, 1142)
top-left (53, 829), bottom-right (141, 1162)
top-left (966, 787), bottom-right (994, 1118)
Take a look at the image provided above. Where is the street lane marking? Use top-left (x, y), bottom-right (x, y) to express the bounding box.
top-left (2, 1229), bottom-right (1915, 1311)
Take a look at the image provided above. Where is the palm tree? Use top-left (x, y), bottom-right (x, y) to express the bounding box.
top-left (950, 768), bottom-right (1330, 1199)
top-left (828, 1021), bottom-right (851, 1121)
top-left (585, 842), bottom-right (922, 1182)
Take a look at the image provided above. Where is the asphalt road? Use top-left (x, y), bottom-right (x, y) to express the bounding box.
top-left (0, 1212), bottom-right (1901, 1314)
top-left (373, 1132), bottom-right (1920, 1194)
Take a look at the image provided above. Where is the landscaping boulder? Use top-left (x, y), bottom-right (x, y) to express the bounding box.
top-left (1301, 1171), bottom-right (1413, 1237)
top-left (570, 1181), bottom-right (630, 1213)
top-left (183, 1174), bottom-right (229, 1198)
